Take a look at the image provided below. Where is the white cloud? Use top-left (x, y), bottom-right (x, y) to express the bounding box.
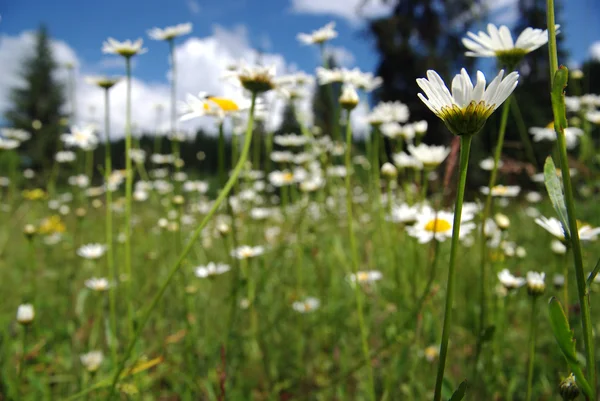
top-left (291, 0), bottom-right (393, 24)
top-left (485, 0), bottom-right (520, 26)
top-left (0, 25), bottom-right (371, 141)
top-left (590, 41), bottom-right (600, 61)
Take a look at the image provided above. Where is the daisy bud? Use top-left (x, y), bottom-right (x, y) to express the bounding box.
top-left (174, 159), bottom-right (185, 169)
top-left (217, 222), bottom-right (230, 236)
top-left (526, 271), bottom-right (545, 296)
top-left (553, 274), bottom-right (565, 289)
top-left (92, 199), bottom-right (103, 209)
top-left (559, 374), bottom-right (580, 400)
top-left (23, 224), bottom-right (36, 240)
top-left (570, 69), bottom-right (584, 80)
top-left (172, 195), bottom-right (185, 206)
top-left (380, 162), bottom-right (397, 179)
top-left (494, 213), bottom-right (510, 230)
top-left (339, 83), bottom-right (359, 110)
top-left (17, 304), bottom-right (35, 325)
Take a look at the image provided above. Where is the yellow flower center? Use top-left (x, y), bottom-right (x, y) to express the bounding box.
top-left (357, 272), bottom-right (369, 282)
top-left (282, 172), bottom-right (294, 182)
top-left (492, 185), bottom-right (509, 195)
top-left (424, 218), bottom-right (451, 233)
top-left (546, 121), bottom-right (555, 129)
top-left (208, 97), bottom-right (239, 112)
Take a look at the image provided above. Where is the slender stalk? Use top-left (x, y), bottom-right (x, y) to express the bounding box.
top-left (319, 44), bottom-right (341, 141)
top-left (218, 121), bottom-right (226, 187)
top-left (562, 249), bottom-right (569, 322)
top-left (433, 134), bottom-right (473, 401)
top-left (124, 56), bottom-right (134, 340)
top-left (103, 88), bottom-right (117, 364)
top-left (525, 296), bottom-right (538, 401)
top-left (18, 326), bottom-right (29, 395)
top-left (476, 97), bottom-right (511, 360)
top-left (106, 93), bottom-right (258, 401)
top-left (344, 110), bottom-right (376, 401)
top-left (546, 3), bottom-right (596, 397)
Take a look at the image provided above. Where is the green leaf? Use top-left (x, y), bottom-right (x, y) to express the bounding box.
top-left (548, 297), bottom-right (593, 399)
top-left (544, 157), bottom-right (570, 238)
top-left (448, 380), bottom-right (468, 401)
top-left (586, 257), bottom-right (600, 290)
top-left (551, 67), bottom-right (569, 131)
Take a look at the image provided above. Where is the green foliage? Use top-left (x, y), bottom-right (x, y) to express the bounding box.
top-left (4, 25), bottom-right (66, 169)
top-left (543, 157), bottom-right (570, 237)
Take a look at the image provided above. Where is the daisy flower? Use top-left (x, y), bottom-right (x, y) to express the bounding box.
top-left (80, 351), bottom-right (104, 372)
top-left (339, 83), bottom-right (359, 110)
top-left (231, 245), bottom-right (265, 260)
top-left (2, 128), bottom-right (31, 142)
top-left (462, 24), bottom-right (557, 66)
top-left (0, 137), bottom-right (19, 150)
top-left (417, 69), bottom-right (519, 136)
top-left (55, 151), bottom-right (76, 163)
top-left (366, 101), bottom-right (410, 126)
top-left (147, 23), bottom-right (192, 41)
top-left (273, 134), bottom-right (308, 147)
top-left (526, 271), bottom-right (546, 296)
top-left (17, 304), bottom-right (35, 325)
top-left (77, 243), bottom-right (107, 260)
top-left (407, 209), bottom-right (475, 244)
top-left (534, 216), bottom-right (600, 242)
top-left (392, 152), bottom-right (422, 170)
top-left (292, 297), bottom-right (321, 313)
top-left (479, 157), bottom-right (503, 171)
top-left (62, 125), bottom-right (98, 150)
top-left (498, 269), bottom-right (526, 290)
top-left (529, 125), bottom-right (583, 149)
top-left (179, 92), bottom-right (246, 121)
top-left (85, 76), bottom-right (120, 90)
top-left (348, 270), bottom-right (383, 285)
top-left (407, 143), bottom-right (450, 168)
top-left (194, 262), bottom-right (231, 278)
top-left (297, 22), bottom-right (337, 45)
top-left (479, 185), bottom-right (521, 197)
top-left (85, 277), bottom-right (111, 292)
top-left (102, 38), bottom-right (147, 57)
top-left (225, 62), bottom-right (277, 94)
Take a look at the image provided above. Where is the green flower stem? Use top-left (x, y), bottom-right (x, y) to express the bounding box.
top-left (103, 88), bottom-right (117, 364)
top-left (547, 3), bottom-right (596, 397)
top-left (525, 296), bottom-right (539, 401)
top-left (344, 110), bottom-right (376, 401)
top-left (372, 126), bottom-right (381, 203)
top-left (123, 56), bottom-right (134, 341)
top-left (433, 134), bottom-right (473, 401)
top-left (562, 249), bottom-right (569, 322)
top-left (509, 97), bottom-right (537, 166)
top-left (18, 326), bottom-right (29, 396)
top-left (85, 150), bottom-right (94, 182)
top-left (476, 96), bottom-right (511, 358)
top-left (320, 44), bottom-right (341, 141)
top-left (265, 131), bottom-right (274, 175)
top-left (218, 121), bottom-right (226, 187)
top-left (106, 92), bottom-right (257, 401)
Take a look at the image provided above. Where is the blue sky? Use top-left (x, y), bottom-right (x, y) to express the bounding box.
top-left (3, 0), bottom-right (598, 81)
top-left (1, 0), bottom-right (599, 136)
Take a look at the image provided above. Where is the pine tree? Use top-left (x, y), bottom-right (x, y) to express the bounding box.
top-left (312, 55), bottom-right (342, 139)
top-left (4, 25), bottom-right (66, 169)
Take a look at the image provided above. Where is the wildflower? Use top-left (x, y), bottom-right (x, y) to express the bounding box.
top-left (194, 262), bottom-right (231, 278)
top-left (23, 224), bottom-right (36, 239)
top-left (417, 69), bottom-right (519, 136)
top-left (498, 269), bottom-right (526, 290)
top-left (526, 271), bottom-right (545, 296)
top-left (297, 22), bottom-right (337, 45)
top-left (339, 83), bottom-right (359, 110)
top-left (179, 92), bottom-right (245, 121)
top-left (349, 270), bottom-right (383, 285)
top-left (2, 128), bottom-right (31, 142)
top-left (22, 189), bottom-right (46, 201)
top-left (55, 150), bottom-right (76, 163)
top-left (366, 101), bottom-right (410, 125)
top-left (85, 76), bottom-right (120, 89)
top-left (273, 134), bottom-right (308, 147)
top-left (494, 213), bottom-right (510, 230)
top-left (102, 38), bottom-right (147, 57)
top-left (17, 304), bottom-right (35, 325)
top-left (392, 152), bottom-right (422, 169)
top-left (69, 174), bottom-right (90, 189)
top-left (80, 351), bottom-right (104, 372)
top-left (553, 274), bottom-right (565, 289)
top-left (424, 345), bottom-right (439, 362)
top-left (38, 215), bottom-right (66, 235)
top-left (268, 170), bottom-right (297, 186)
top-left (408, 209), bottom-right (475, 244)
top-left (529, 125), bottom-right (583, 149)
top-left (85, 277), bottom-right (110, 292)
top-left (381, 162), bottom-right (398, 179)
top-left (386, 203), bottom-right (420, 224)
top-left (129, 149), bottom-right (146, 164)
top-left (407, 143), bottom-right (450, 169)
top-left (227, 63), bottom-right (277, 94)
top-left (536, 216), bottom-right (600, 242)
top-left (77, 244), bottom-right (107, 260)
top-left (479, 157), bottom-right (503, 171)
top-left (480, 185), bottom-right (521, 197)
top-left (551, 239), bottom-right (567, 255)
top-left (231, 245), bottom-right (265, 260)
top-left (525, 191), bottom-right (542, 203)
top-left (463, 24), bottom-right (557, 66)
top-left (559, 373), bottom-right (580, 401)
top-left (62, 125), bottom-right (98, 150)
top-left (0, 137), bottom-right (19, 150)
top-left (292, 297), bottom-right (321, 313)
top-left (147, 22), bottom-right (192, 41)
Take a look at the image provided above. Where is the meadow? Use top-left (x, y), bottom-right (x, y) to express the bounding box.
top-left (1, 5), bottom-right (600, 401)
